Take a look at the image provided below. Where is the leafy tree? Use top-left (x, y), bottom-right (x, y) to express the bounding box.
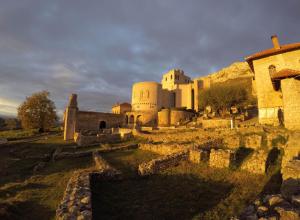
top-left (199, 84), bottom-right (248, 117)
top-left (4, 118), bottom-right (21, 130)
top-left (18, 91), bottom-right (58, 131)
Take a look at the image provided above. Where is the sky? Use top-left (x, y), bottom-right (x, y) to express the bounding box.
top-left (0, 0), bottom-right (299, 117)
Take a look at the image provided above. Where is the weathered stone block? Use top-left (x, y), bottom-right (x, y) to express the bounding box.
top-left (244, 134), bottom-right (262, 149)
top-left (223, 136), bottom-right (240, 149)
top-left (281, 160), bottom-right (300, 199)
top-left (189, 149), bottom-right (209, 163)
top-left (240, 150), bottom-right (267, 174)
top-left (209, 149), bottom-right (235, 168)
top-left (138, 151), bottom-right (188, 176)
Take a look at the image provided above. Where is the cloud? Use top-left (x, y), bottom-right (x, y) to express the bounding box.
top-left (0, 0), bottom-right (299, 117)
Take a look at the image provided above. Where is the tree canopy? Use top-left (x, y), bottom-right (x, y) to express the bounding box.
top-left (17, 91), bottom-right (58, 131)
top-left (199, 83), bottom-right (251, 117)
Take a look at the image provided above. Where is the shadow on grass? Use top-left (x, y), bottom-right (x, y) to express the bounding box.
top-left (0, 182), bottom-right (49, 199)
top-left (231, 147), bottom-right (254, 169)
top-left (0, 200), bottom-right (53, 220)
top-left (91, 173), bottom-right (233, 220)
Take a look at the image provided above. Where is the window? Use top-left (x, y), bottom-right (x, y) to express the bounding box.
top-left (165, 77), bottom-right (167, 81)
top-left (269, 65), bottom-right (276, 75)
top-left (147, 90), bottom-right (150, 98)
top-left (140, 91), bottom-right (143, 99)
top-left (171, 75), bottom-right (173, 80)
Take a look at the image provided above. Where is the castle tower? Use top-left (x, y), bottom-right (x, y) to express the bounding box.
top-left (63, 94), bottom-right (78, 140)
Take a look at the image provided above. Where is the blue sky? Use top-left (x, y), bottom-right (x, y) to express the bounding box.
top-left (0, 0), bottom-right (299, 117)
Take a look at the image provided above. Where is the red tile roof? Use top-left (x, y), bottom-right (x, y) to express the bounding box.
top-left (245, 42), bottom-right (300, 61)
top-left (271, 69), bottom-right (300, 80)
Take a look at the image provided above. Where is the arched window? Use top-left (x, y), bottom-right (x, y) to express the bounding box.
top-left (146, 90), bottom-right (150, 98)
top-left (140, 91), bottom-right (143, 99)
top-left (171, 75), bottom-right (173, 79)
top-left (268, 65), bottom-right (276, 75)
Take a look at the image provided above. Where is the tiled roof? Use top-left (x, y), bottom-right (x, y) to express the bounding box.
top-left (245, 42), bottom-right (300, 61)
top-left (271, 69), bottom-right (300, 80)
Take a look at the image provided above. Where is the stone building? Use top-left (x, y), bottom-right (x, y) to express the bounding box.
top-left (64, 94), bottom-right (124, 140)
top-left (245, 35), bottom-right (300, 130)
top-left (125, 69), bottom-right (203, 127)
top-left (111, 102), bottom-right (131, 114)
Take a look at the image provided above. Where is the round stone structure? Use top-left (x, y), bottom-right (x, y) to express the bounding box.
top-left (132, 81), bottom-right (162, 112)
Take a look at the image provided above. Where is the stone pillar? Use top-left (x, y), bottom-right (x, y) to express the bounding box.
top-left (64, 94), bottom-right (78, 141)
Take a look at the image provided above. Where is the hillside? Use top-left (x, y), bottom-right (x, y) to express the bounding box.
top-left (195, 61), bottom-right (253, 84)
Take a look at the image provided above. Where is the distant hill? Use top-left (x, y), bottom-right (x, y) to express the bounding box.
top-left (195, 61), bottom-right (253, 84)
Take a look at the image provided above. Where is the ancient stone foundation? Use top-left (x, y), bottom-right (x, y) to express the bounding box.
top-left (281, 159), bottom-right (300, 199)
top-left (223, 135), bottom-right (240, 149)
top-left (189, 149), bottom-right (210, 163)
top-left (244, 134), bottom-right (262, 149)
top-left (209, 149), bottom-right (235, 168)
top-left (202, 119), bottom-right (231, 129)
top-left (138, 151), bottom-right (188, 176)
top-left (139, 143), bottom-right (185, 155)
top-left (240, 150), bottom-right (268, 174)
top-left (56, 154), bottom-right (121, 220)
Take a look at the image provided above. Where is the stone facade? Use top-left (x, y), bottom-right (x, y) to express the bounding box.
top-left (209, 149), bottom-right (235, 168)
top-left (240, 150), bottom-right (268, 174)
top-left (157, 108), bottom-right (195, 127)
top-left (281, 78), bottom-right (300, 130)
top-left (138, 151), bottom-right (188, 176)
top-left (245, 35), bottom-right (300, 129)
top-left (111, 102), bottom-right (131, 114)
top-left (64, 94), bottom-right (125, 141)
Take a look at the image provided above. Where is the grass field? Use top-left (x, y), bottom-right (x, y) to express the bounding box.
top-left (0, 133), bottom-right (93, 220)
top-left (92, 149), bottom-right (280, 220)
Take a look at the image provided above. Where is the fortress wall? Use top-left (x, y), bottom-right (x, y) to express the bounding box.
top-left (158, 109), bottom-right (170, 126)
top-left (170, 110), bottom-right (194, 125)
top-left (281, 78), bottom-right (300, 130)
top-left (76, 111), bottom-right (124, 131)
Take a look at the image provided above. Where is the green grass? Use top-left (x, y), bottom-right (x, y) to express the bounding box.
top-left (92, 150), bottom-right (271, 220)
top-left (0, 133), bottom-right (94, 220)
top-left (0, 129), bottom-right (39, 140)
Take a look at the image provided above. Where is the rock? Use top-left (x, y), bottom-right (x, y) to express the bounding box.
top-left (292, 195), bottom-right (300, 207)
top-left (257, 206), bottom-right (268, 217)
top-left (267, 195), bottom-right (284, 207)
top-left (274, 207), bottom-right (299, 220)
top-left (80, 196), bottom-right (89, 204)
top-left (78, 210), bottom-right (92, 220)
top-left (0, 138), bottom-right (8, 145)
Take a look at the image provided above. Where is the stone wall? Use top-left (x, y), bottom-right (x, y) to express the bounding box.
top-left (209, 149), bottom-right (235, 168)
top-left (56, 170), bottom-right (93, 220)
top-left (202, 119), bottom-right (231, 129)
top-left (138, 151), bottom-right (188, 176)
top-left (281, 78), bottom-right (300, 130)
top-left (223, 135), bottom-right (240, 149)
top-left (240, 150), bottom-right (268, 174)
top-left (189, 149), bottom-right (210, 163)
top-left (170, 110), bottom-right (195, 126)
top-left (139, 143), bottom-right (187, 155)
top-left (56, 153), bottom-right (121, 220)
top-left (281, 159), bottom-right (300, 199)
top-left (244, 134), bottom-right (262, 149)
top-left (77, 111), bottom-right (124, 131)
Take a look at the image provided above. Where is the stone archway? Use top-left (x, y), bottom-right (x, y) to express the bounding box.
top-left (129, 115), bottom-right (134, 124)
top-left (99, 121), bottom-right (106, 129)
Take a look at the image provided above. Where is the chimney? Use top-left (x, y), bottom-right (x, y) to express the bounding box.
top-left (271, 35), bottom-right (280, 49)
